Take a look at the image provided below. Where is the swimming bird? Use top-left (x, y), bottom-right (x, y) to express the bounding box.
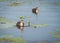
top-left (16, 20), bottom-right (24, 31)
top-left (32, 7), bottom-right (39, 15)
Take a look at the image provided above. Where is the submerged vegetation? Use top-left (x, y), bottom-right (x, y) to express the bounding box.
top-left (19, 16), bottom-right (30, 19)
top-left (0, 17), bottom-right (16, 28)
top-left (0, 17), bottom-right (15, 24)
top-left (0, 37), bottom-right (28, 43)
top-left (8, 2), bottom-right (22, 7)
top-left (50, 2), bottom-right (60, 6)
top-left (52, 35), bottom-right (60, 38)
top-left (38, 41), bottom-right (47, 43)
top-left (39, 0), bottom-right (60, 6)
top-left (31, 24), bottom-right (48, 28)
top-left (55, 28), bottom-right (60, 30)
top-left (0, 0), bottom-right (5, 2)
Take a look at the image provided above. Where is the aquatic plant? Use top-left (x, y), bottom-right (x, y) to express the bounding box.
top-left (0, 34), bottom-right (28, 43)
top-left (52, 35), bottom-right (60, 38)
top-left (0, 0), bottom-right (5, 2)
top-left (0, 17), bottom-right (16, 29)
top-left (55, 28), bottom-right (60, 30)
top-left (53, 42), bottom-right (60, 43)
top-left (27, 20), bottom-right (30, 27)
top-left (10, 37), bottom-right (28, 43)
top-left (19, 16), bottom-right (30, 19)
top-left (8, 2), bottom-right (22, 7)
top-left (0, 17), bottom-right (15, 24)
top-left (38, 41), bottom-right (47, 43)
top-left (53, 2), bottom-right (60, 6)
top-left (0, 37), bottom-right (28, 43)
top-left (31, 24), bottom-right (48, 28)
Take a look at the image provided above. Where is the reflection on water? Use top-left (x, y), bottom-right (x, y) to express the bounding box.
top-left (20, 27), bottom-right (24, 31)
top-left (0, 0), bottom-right (60, 43)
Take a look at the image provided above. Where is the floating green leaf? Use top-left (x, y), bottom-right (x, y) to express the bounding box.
top-left (19, 16), bottom-right (30, 19)
top-left (0, 37), bottom-right (28, 43)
